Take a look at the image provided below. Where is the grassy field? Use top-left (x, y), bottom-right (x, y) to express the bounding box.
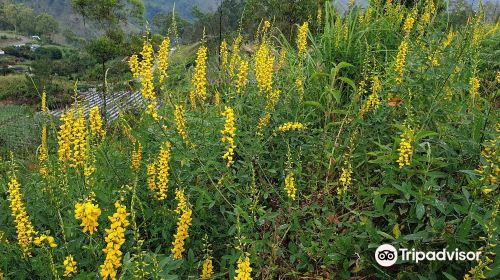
top-left (0, 1), bottom-right (499, 279)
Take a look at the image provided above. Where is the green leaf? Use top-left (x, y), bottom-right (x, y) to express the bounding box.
top-left (303, 101), bottom-right (325, 112)
top-left (416, 203), bottom-right (425, 220)
top-left (442, 272), bottom-right (458, 280)
top-left (376, 230), bottom-right (395, 240)
top-left (338, 76), bottom-right (356, 92)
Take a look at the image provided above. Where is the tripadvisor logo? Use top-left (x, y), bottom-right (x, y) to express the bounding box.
top-left (375, 244), bottom-right (482, 267)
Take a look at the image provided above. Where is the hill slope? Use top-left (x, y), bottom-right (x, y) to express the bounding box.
top-left (12, 0), bottom-right (219, 36)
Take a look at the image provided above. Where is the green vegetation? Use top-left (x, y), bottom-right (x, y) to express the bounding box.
top-left (0, 0), bottom-right (499, 279)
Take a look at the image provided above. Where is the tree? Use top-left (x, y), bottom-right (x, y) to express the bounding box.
top-left (3, 3), bottom-right (34, 33)
top-left (72, 0), bottom-right (143, 121)
top-left (86, 35), bottom-right (120, 123)
top-left (244, 0), bottom-right (321, 41)
top-left (35, 13), bottom-right (59, 39)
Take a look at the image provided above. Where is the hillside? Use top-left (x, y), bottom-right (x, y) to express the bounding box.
top-left (12, 0), bottom-right (219, 36)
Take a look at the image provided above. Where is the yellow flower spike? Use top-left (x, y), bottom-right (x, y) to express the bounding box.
top-left (395, 40), bottom-right (408, 85)
top-left (131, 141), bottom-right (142, 172)
top-left (284, 171), bottom-right (297, 200)
top-left (41, 90), bottom-right (47, 112)
top-left (221, 106), bottom-right (236, 167)
top-left (157, 37), bottom-right (171, 84)
top-left (71, 109), bottom-right (88, 169)
top-left (277, 48), bottom-right (287, 71)
top-left (74, 200), bottom-right (101, 235)
top-left (156, 142), bottom-right (172, 200)
top-left (443, 30), bottom-right (454, 48)
top-left (297, 22), bottom-right (309, 57)
top-left (396, 127), bottom-right (414, 168)
top-left (229, 35), bottom-right (243, 78)
top-left (220, 40), bottom-right (229, 69)
top-left (360, 75), bottom-right (382, 116)
top-left (57, 111), bottom-right (75, 164)
top-left (100, 202), bottom-right (129, 280)
top-left (89, 106), bottom-right (106, 139)
top-left (174, 188), bottom-right (188, 215)
top-left (138, 41), bottom-right (158, 120)
top-left (63, 255), bottom-right (77, 277)
top-left (338, 161), bottom-right (353, 198)
top-left (190, 45), bottom-right (208, 106)
top-left (200, 255), bottom-right (214, 280)
top-left (6, 176), bottom-right (36, 257)
top-left (174, 104), bottom-right (193, 147)
top-left (234, 253), bottom-right (253, 280)
top-left (402, 10), bottom-right (417, 35)
top-left (128, 54), bottom-right (140, 78)
top-left (39, 125), bottom-right (49, 175)
top-left (171, 207), bottom-right (192, 260)
top-left (147, 162), bottom-right (157, 192)
top-left (254, 43), bottom-right (274, 95)
top-left (236, 59), bottom-right (249, 93)
top-left (469, 75), bottom-right (480, 100)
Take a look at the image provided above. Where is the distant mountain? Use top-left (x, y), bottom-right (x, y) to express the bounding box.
top-left (11, 0), bottom-right (219, 37)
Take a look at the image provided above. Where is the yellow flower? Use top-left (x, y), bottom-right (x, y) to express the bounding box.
top-left (33, 234), bottom-right (57, 248)
top-left (295, 77), bottom-right (304, 100)
top-left (360, 75), bottom-right (381, 116)
top-left (402, 10), bottom-right (416, 35)
top-left (236, 59), bottom-right (249, 93)
top-left (277, 49), bottom-right (287, 71)
top-left (128, 54), bottom-right (140, 78)
top-left (174, 188), bottom-right (188, 215)
top-left (469, 75), bottom-right (480, 100)
top-left (254, 43), bottom-right (274, 95)
top-left (6, 176), bottom-right (37, 257)
top-left (284, 172), bottom-right (296, 200)
top-left (100, 202), bottom-right (129, 280)
top-left (200, 255), bottom-right (214, 280)
top-left (395, 40), bottom-right (408, 85)
top-left (214, 90), bottom-right (221, 106)
top-left (41, 90), bottom-right (47, 112)
top-left (220, 40), bottom-right (229, 69)
top-left (443, 30), bottom-right (454, 48)
top-left (190, 45), bottom-right (208, 107)
top-left (297, 22), bottom-right (309, 57)
top-left (221, 106), bottom-right (236, 167)
top-left (156, 142), bottom-right (172, 200)
top-left (84, 155), bottom-right (96, 179)
top-left (256, 113), bottom-right (271, 137)
top-left (174, 104), bottom-right (192, 147)
top-left (276, 122), bottom-right (305, 134)
top-left (139, 41), bottom-right (158, 120)
top-left (234, 254), bottom-right (252, 280)
top-left (39, 126), bottom-right (48, 175)
top-left (147, 162), bottom-right (157, 192)
top-left (397, 127), bottom-right (414, 168)
top-left (89, 106), bottom-right (106, 139)
top-left (157, 37), bottom-right (171, 84)
top-left (63, 255), bottom-right (77, 277)
top-left (171, 207), bottom-right (192, 260)
top-left (338, 161), bottom-right (352, 197)
top-left (229, 35), bottom-right (243, 78)
top-left (131, 141), bottom-right (142, 172)
top-left (57, 111), bottom-right (74, 164)
top-left (71, 109), bottom-right (88, 169)
top-left (75, 200), bottom-right (101, 235)
top-left (496, 71), bottom-right (500, 83)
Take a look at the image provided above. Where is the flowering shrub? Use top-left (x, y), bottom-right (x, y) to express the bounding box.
top-left (0, 2), bottom-right (499, 279)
